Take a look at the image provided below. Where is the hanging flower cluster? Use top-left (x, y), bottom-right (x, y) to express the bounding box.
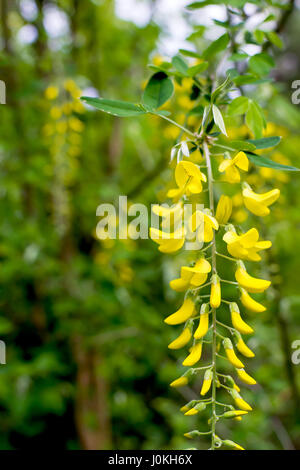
top-left (80, 3), bottom-right (298, 449)
top-left (150, 147), bottom-right (280, 450)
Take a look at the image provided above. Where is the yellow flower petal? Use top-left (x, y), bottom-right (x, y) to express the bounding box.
top-left (236, 368), bottom-right (257, 385)
top-left (182, 341), bottom-right (203, 366)
top-left (225, 165), bottom-right (240, 183)
top-left (170, 376), bottom-right (188, 387)
top-left (215, 195), bottom-right (232, 224)
top-left (210, 275), bottom-right (221, 309)
top-left (233, 151), bottom-right (249, 171)
top-left (194, 305), bottom-right (210, 339)
top-left (235, 263), bottom-right (271, 293)
top-left (165, 298), bottom-right (195, 325)
top-left (230, 303), bottom-right (254, 335)
top-left (169, 278), bottom-right (190, 292)
top-left (240, 288), bottom-right (266, 313)
top-left (168, 326), bottom-right (192, 350)
top-left (235, 335), bottom-right (255, 358)
top-left (224, 338), bottom-right (244, 368)
top-left (200, 369), bottom-right (213, 396)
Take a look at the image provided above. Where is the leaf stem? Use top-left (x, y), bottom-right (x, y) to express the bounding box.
top-left (152, 113), bottom-right (195, 138)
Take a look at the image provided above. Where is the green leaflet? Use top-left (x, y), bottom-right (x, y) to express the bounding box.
top-left (230, 141), bottom-right (256, 151)
top-left (179, 49), bottom-right (202, 59)
top-left (227, 96), bottom-right (249, 116)
top-left (202, 33), bottom-right (230, 59)
top-left (143, 72), bottom-right (174, 109)
top-left (249, 53), bottom-right (275, 76)
top-left (212, 104), bottom-right (227, 136)
top-left (80, 97), bottom-right (147, 117)
top-left (246, 153), bottom-right (300, 171)
top-left (172, 56), bottom-right (189, 75)
top-left (246, 100), bottom-right (264, 138)
top-left (188, 62), bottom-right (208, 77)
top-left (247, 136), bottom-right (281, 149)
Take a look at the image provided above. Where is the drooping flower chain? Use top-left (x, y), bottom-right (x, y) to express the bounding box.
top-left (150, 147), bottom-right (280, 450)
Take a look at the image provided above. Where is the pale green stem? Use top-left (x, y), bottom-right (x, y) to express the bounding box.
top-left (203, 140), bottom-right (217, 450)
top-left (152, 113), bottom-right (195, 138)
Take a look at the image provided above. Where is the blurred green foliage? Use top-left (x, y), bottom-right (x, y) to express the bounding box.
top-left (0, 0), bottom-right (299, 450)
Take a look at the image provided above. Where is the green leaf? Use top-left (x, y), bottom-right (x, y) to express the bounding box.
top-left (143, 72), bottom-right (174, 109)
top-left (233, 74), bottom-right (260, 85)
top-left (263, 13), bottom-right (276, 23)
top-left (229, 52), bottom-right (249, 61)
top-left (247, 136), bottom-right (281, 149)
top-left (249, 53), bottom-right (275, 76)
top-left (147, 63), bottom-right (172, 73)
top-left (211, 75), bottom-right (232, 102)
top-left (152, 110), bottom-right (171, 117)
top-left (80, 97), bottom-right (147, 117)
top-left (172, 55), bottom-right (189, 75)
top-left (245, 100), bottom-right (264, 138)
top-left (212, 104), bottom-right (227, 136)
top-left (230, 140), bottom-right (256, 151)
top-left (202, 33), bottom-right (230, 59)
top-left (179, 49), bottom-right (202, 59)
top-left (266, 31), bottom-right (283, 49)
top-left (188, 62), bottom-right (208, 77)
top-left (227, 96), bottom-right (249, 116)
top-left (233, 75), bottom-right (273, 86)
top-left (254, 29), bottom-right (265, 44)
top-left (186, 1), bottom-right (216, 9)
top-left (187, 26), bottom-right (206, 41)
top-left (246, 153), bottom-right (300, 171)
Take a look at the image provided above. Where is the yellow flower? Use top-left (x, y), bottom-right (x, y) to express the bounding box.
top-left (218, 152), bottom-right (249, 183)
top-left (223, 439), bottom-right (245, 450)
top-left (45, 85), bottom-right (59, 100)
top-left (168, 324), bottom-right (192, 350)
top-left (64, 79), bottom-right (81, 99)
top-left (56, 121), bottom-right (68, 134)
top-left (223, 338), bottom-right (244, 369)
top-left (62, 102), bottom-right (73, 115)
top-left (223, 227), bottom-right (272, 261)
top-left (184, 407), bottom-right (198, 416)
top-left (234, 332), bottom-right (255, 358)
top-left (215, 195), bottom-right (232, 224)
top-left (167, 161), bottom-right (207, 199)
top-left (165, 297), bottom-right (196, 325)
top-left (170, 257), bottom-right (211, 292)
top-left (240, 287), bottom-right (266, 313)
top-left (235, 261), bottom-right (271, 293)
top-left (170, 376), bottom-right (188, 388)
top-left (200, 369), bottom-right (213, 396)
top-left (152, 202), bottom-right (183, 231)
top-left (229, 302), bottom-right (253, 335)
top-left (189, 210), bottom-right (219, 243)
top-left (150, 226), bottom-right (185, 253)
top-left (194, 304), bottom-right (210, 339)
top-left (210, 274), bottom-right (221, 309)
top-left (222, 410), bottom-right (248, 419)
top-left (236, 368), bottom-right (257, 385)
top-left (242, 185), bottom-right (280, 216)
top-left (182, 340), bottom-right (203, 366)
top-left (69, 117), bottom-right (84, 133)
top-left (184, 402), bottom-right (206, 415)
top-left (231, 389), bottom-right (252, 411)
top-left (50, 106), bottom-right (62, 120)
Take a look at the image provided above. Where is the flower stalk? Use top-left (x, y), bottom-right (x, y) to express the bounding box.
top-left (203, 140), bottom-right (218, 449)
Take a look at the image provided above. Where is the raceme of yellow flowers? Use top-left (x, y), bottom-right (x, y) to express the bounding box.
top-left (44, 80), bottom-right (85, 235)
top-left (150, 148), bottom-right (280, 450)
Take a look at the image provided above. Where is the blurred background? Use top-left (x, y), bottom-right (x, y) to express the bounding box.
top-left (0, 0), bottom-right (300, 450)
